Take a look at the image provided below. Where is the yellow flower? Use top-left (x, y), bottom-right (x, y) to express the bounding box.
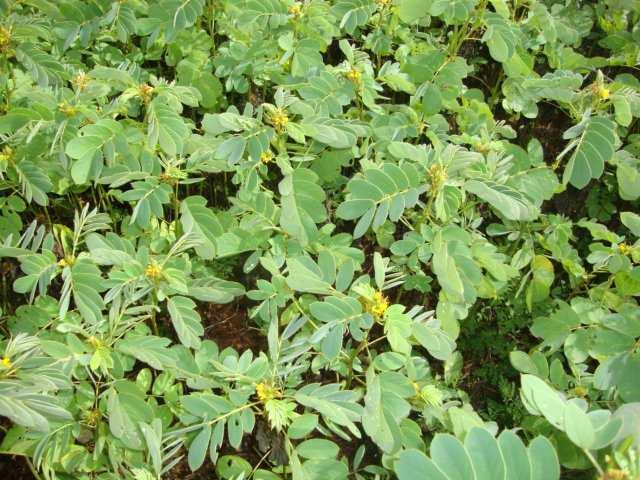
top-left (145, 262), bottom-right (163, 280)
top-left (1, 356), bottom-right (12, 369)
top-left (137, 83), bottom-right (155, 103)
top-left (58, 103), bottom-right (78, 117)
top-left (268, 109), bottom-right (289, 132)
top-left (82, 408), bottom-right (101, 427)
top-left (256, 382), bottom-right (280, 402)
top-left (376, 0), bottom-right (391, 6)
top-left (618, 243), bottom-right (632, 255)
top-left (87, 336), bottom-right (103, 349)
top-left (72, 71), bottom-right (90, 91)
top-left (572, 385), bottom-right (587, 398)
top-left (370, 290), bottom-right (389, 319)
top-left (260, 150), bottom-right (274, 164)
top-left (159, 166), bottom-right (186, 185)
top-left (598, 86), bottom-right (610, 100)
top-left (0, 26), bottom-right (11, 51)
top-left (57, 256), bottom-right (76, 268)
top-left (0, 146), bottom-right (13, 164)
top-left (288, 2), bottom-right (302, 16)
top-left (428, 163), bottom-right (447, 196)
top-left (345, 67), bottom-right (362, 84)
top-left (599, 469), bottom-right (629, 480)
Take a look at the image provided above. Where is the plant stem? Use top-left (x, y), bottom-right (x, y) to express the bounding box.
top-left (582, 448), bottom-right (604, 476)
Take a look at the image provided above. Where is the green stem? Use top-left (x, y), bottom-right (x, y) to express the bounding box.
top-left (582, 448), bottom-right (604, 476)
top-left (150, 291), bottom-right (159, 335)
top-left (346, 332), bottom-right (370, 388)
top-left (26, 457), bottom-right (43, 480)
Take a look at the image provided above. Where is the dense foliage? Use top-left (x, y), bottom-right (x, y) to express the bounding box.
top-left (1, 0), bottom-right (640, 479)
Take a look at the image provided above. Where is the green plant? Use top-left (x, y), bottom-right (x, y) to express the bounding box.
top-left (0, 1), bottom-right (639, 479)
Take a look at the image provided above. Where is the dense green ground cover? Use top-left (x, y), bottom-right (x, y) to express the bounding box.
top-left (1, 0), bottom-right (640, 479)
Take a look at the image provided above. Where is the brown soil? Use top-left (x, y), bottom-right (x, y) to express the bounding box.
top-left (165, 456), bottom-right (218, 480)
top-left (200, 300), bottom-right (267, 354)
top-left (0, 455), bottom-right (33, 480)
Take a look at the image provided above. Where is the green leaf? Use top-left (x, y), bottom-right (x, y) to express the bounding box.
top-left (216, 455), bottom-right (252, 480)
top-left (120, 179), bottom-right (173, 228)
top-left (482, 12), bottom-right (517, 62)
top-left (296, 438), bottom-right (339, 459)
top-left (15, 161), bottom-right (52, 206)
top-left (286, 257), bottom-right (334, 295)
top-left (299, 120), bottom-right (358, 149)
top-left (498, 430), bottom-right (531, 480)
top-left (0, 386), bottom-right (71, 432)
top-left (430, 433), bottom-right (475, 480)
top-left (60, 258), bottom-right (105, 324)
top-left (167, 296), bottom-right (203, 349)
top-left (336, 163), bottom-right (424, 238)
top-left (139, 420), bottom-right (162, 477)
top-left (332, 0), bottom-right (377, 34)
top-left (430, 0), bottom-right (476, 24)
top-left (288, 414), bottom-right (318, 440)
top-left (65, 119), bottom-right (125, 184)
top-left (396, 0), bottom-right (432, 23)
top-left (412, 323), bottom-right (455, 361)
top-left (395, 450), bottom-right (447, 480)
top-left (147, 99), bottom-right (189, 156)
top-left (465, 427), bottom-right (506, 480)
top-left (564, 402), bottom-right (595, 449)
top-left (528, 436), bottom-right (560, 480)
top-left (294, 385), bottom-right (362, 437)
top-left (561, 117), bottom-right (616, 189)
top-left (466, 179), bottom-right (537, 221)
top-left (384, 305), bottom-right (413, 355)
top-left (621, 211), bottom-right (640, 237)
top-left (171, 0), bottom-right (205, 30)
top-left (188, 424), bottom-right (212, 471)
top-left (616, 157), bottom-right (640, 200)
top-left (181, 196), bottom-right (224, 259)
top-left (13, 251), bottom-right (57, 301)
top-left (431, 230), bottom-right (465, 303)
top-left (279, 168), bottom-right (326, 246)
top-left (362, 369), bottom-right (398, 453)
top-left (520, 374), bottom-right (566, 429)
top-left (117, 336), bottom-right (176, 370)
top-left (16, 43), bottom-right (67, 86)
top-left (526, 255), bottom-right (554, 310)
top-left (509, 351), bottom-right (539, 375)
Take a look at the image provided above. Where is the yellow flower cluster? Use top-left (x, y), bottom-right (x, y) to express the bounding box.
top-left (256, 382), bottom-right (280, 402)
top-left (58, 103), bottom-right (78, 117)
top-left (368, 290), bottom-right (389, 319)
top-left (159, 166), bottom-right (186, 185)
top-left (260, 150), bottom-right (274, 164)
top-left (58, 256), bottom-right (76, 268)
top-left (598, 86), bottom-right (610, 100)
top-left (1, 356), bottom-right (12, 369)
top-left (0, 27), bottom-right (11, 52)
top-left (428, 163), bottom-right (447, 196)
top-left (83, 408), bottom-right (101, 427)
top-left (345, 67), bottom-right (362, 84)
top-left (72, 71), bottom-right (90, 91)
top-left (618, 243), bottom-right (632, 255)
top-left (288, 2), bottom-right (302, 16)
top-left (145, 262), bottom-right (163, 280)
top-left (87, 336), bottom-right (103, 349)
top-left (138, 83), bottom-right (155, 103)
top-left (0, 146), bottom-right (13, 164)
top-left (268, 109), bottom-right (289, 132)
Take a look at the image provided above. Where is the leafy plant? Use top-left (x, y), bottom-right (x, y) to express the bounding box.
top-left (0, 0), bottom-right (639, 479)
